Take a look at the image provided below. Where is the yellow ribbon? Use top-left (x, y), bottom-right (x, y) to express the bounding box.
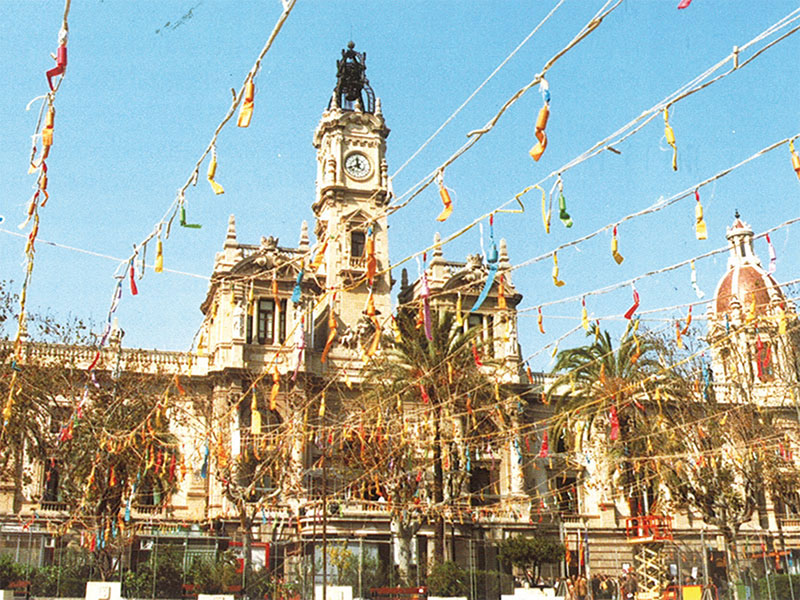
top-left (695, 190), bottom-right (707, 240)
top-left (238, 75), bottom-right (255, 128)
top-left (207, 147), bottom-right (225, 195)
top-left (251, 390), bottom-right (261, 435)
top-left (455, 292), bottom-right (463, 326)
top-left (791, 139), bottom-right (800, 181)
top-left (611, 225), bottom-right (624, 264)
top-left (318, 391), bottom-right (326, 418)
top-left (552, 252), bottom-right (565, 287)
top-left (581, 298), bottom-right (589, 331)
top-left (539, 185), bottom-right (551, 234)
top-left (270, 367), bottom-right (280, 411)
top-left (154, 238), bottom-right (164, 273)
top-left (664, 107), bottom-right (677, 171)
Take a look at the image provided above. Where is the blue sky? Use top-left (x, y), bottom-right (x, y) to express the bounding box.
top-left (1, 1), bottom-right (799, 370)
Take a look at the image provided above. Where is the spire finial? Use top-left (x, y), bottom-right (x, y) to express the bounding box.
top-left (735, 209), bottom-right (740, 219)
top-left (224, 214), bottom-right (237, 247)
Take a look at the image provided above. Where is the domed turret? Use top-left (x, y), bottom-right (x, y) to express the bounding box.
top-left (712, 214), bottom-right (785, 316)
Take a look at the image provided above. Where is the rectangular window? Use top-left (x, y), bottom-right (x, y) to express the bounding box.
top-left (256, 299), bottom-right (287, 345)
top-left (351, 231), bottom-right (366, 259)
top-left (246, 307), bottom-right (253, 343)
top-left (277, 299), bottom-right (287, 343)
top-left (257, 299), bottom-right (275, 344)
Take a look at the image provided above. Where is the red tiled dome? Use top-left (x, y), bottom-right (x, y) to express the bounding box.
top-left (714, 265), bottom-right (783, 315)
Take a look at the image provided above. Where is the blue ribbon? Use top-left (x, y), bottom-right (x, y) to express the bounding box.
top-left (291, 269), bottom-right (304, 304)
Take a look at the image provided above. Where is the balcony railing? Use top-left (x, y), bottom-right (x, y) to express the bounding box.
top-left (39, 501), bottom-right (67, 512)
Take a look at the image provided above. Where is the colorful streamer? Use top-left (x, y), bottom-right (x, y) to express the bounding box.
top-left (791, 140), bottom-right (800, 181)
top-left (529, 79), bottom-right (550, 162)
top-left (179, 204), bottom-right (202, 229)
top-left (291, 269), bottom-right (304, 304)
top-left (623, 284), bottom-right (640, 320)
top-left (470, 217), bottom-right (499, 312)
top-left (538, 431), bottom-right (549, 458)
top-left (677, 0), bottom-right (692, 8)
top-left (694, 190), bottom-right (707, 240)
top-left (557, 178), bottom-right (573, 228)
top-left (365, 226), bottom-right (377, 283)
top-left (690, 260), bottom-right (704, 298)
top-left (766, 234), bottom-right (777, 274)
top-left (537, 307), bottom-right (545, 334)
top-left (46, 28), bottom-right (68, 91)
top-left (609, 405), bottom-right (620, 441)
top-left (538, 185), bottom-right (551, 234)
top-left (154, 238), bottom-right (164, 273)
top-left (207, 146), bottom-right (225, 195)
top-left (238, 75), bottom-right (255, 128)
top-left (435, 171), bottom-right (453, 222)
top-left (321, 295), bottom-right (337, 363)
top-left (552, 252), bottom-right (565, 287)
top-left (664, 107), bottom-right (678, 171)
top-left (611, 225), bottom-right (624, 264)
top-left (581, 298), bottom-right (589, 331)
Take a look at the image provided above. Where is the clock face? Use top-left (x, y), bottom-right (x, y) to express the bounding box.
top-left (345, 152), bottom-right (372, 179)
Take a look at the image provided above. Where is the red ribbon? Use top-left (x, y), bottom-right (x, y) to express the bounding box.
top-left (46, 45), bottom-right (68, 90)
top-left (624, 285), bottom-right (640, 320)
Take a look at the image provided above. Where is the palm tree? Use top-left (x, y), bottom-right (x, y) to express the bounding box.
top-left (546, 322), bottom-right (691, 515)
top-left (350, 308), bottom-right (502, 580)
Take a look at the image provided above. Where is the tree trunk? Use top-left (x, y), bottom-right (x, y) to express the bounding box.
top-left (395, 520), bottom-right (414, 586)
top-left (240, 507), bottom-right (253, 594)
top-left (724, 530), bottom-right (741, 600)
top-left (432, 404), bottom-right (445, 566)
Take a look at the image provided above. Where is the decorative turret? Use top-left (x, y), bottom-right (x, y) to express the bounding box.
top-left (707, 213), bottom-right (797, 404)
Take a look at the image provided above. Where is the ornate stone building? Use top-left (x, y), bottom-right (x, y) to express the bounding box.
top-left (1, 43), bottom-right (799, 598)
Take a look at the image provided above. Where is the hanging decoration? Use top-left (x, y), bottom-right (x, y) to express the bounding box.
top-left (365, 225), bottom-right (377, 283)
top-left (663, 106), bottom-right (678, 171)
top-left (251, 389), bottom-right (261, 435)
top-left (529, 78), bottom-right (550, 162)
top-left (470, 215), bottom-right (499, 312)
top-left (311, 236), bottom-right (328, 271)
top-left (321, 294), bottom-right (337, 363)
top-left (581, 297), bottom-right (590, 331)
top-left (765, 234), bottom-right (777, 274)
top-left (694, 189), bottom-right (707, 240)
top-left (456, 292), bottom-right (463, 326)
top-left (46, 26), bottom-right (68, 91)
top-left (318, 391), bottom-right (326, 418)
top-left (557, 177), bottom-right (573, 228)
top-left (537, 307), bottom-right (545, 334)
top-left (269, 366), bottom-right (280, 411)
top-left (538, 430), bottom-right (549, 458)
top-left (238, 74), bottom-right (255, 128)
top-left (179, 202), bottom-right (202, 229)
top-left (552, 252), bottom-right (565, 287)
top-left (624, 283), bottom-right (640, 320)
top-left (677, 0), bottom-right (692, 8)
top-left (681, 305), bottom-right (693, 335)
top-left (128, 260), bottom-right (138, 296)
top-left (363, 288), bottom-right (381, 358)
top-left (154, 236), bottom-right (164, 273)
top-left (791, 139), bottom-right (800, 180)
top-left (609, 405), bottom-right (620, 441)
top-left (690, 260), bottom-right (704, 298)
top-left (497, 274), bottom-right (506, 310)
top-left (435, 170), bottom-right (454, 222)
top-left (536, 185), bottom-right (550, 234)
top-left (611, 225), bottom-right (624, 264)
top-left (207, 146), bottom-right (225, 195)
top-left (291, 268), bottom-right (304, 304)
top-left (472, 341), bottom-right (483, 367)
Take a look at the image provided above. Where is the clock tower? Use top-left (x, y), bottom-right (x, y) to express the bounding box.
top-left (311, 43), bottom-right (392, 346)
